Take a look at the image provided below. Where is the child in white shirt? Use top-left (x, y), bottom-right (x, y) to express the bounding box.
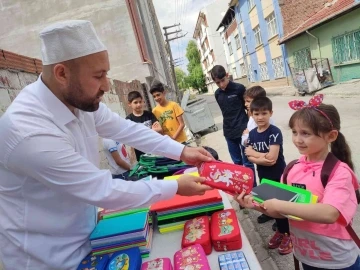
top-left (241, 86), bottom-right (276, 227)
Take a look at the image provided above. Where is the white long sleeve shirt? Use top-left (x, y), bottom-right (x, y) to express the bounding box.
top-left (0, 76), bottom-right (183, 270)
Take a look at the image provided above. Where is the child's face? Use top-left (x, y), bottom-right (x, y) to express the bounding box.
top-left (129, 97), bottom-right (144, 113)
top-left (213, 75), bottom-right (229, 90)
top-left (152, 91), bottom-right (166, 105)
top-left (252, 109), bottom-right (272, 128)
top-left (244, 96), bottom-right (253, 111)
top-left (291, 120), bottom-right (337, 157)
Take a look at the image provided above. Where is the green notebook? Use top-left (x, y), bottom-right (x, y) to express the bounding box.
top-left (260, 179), bottom-right (313, 203)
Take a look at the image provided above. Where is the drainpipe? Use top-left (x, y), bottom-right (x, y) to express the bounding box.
top-left (306, 30), bottom-right (322, 60)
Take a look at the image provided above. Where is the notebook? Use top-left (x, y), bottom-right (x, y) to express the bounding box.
top-left (260, 179), bottom-right (312, 204)
top-left (251, 183), bottom-right (299, 203)
top-left (90, 212), bottom-right (148, 240)
top-left (150, 189), bottom-right (222, 212)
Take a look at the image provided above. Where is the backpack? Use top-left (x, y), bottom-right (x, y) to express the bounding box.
top-left (282, 152), bottom-right (360, 270)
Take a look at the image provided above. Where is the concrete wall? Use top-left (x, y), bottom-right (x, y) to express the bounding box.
top-left (285, 8), bottom-right (360, 83)
top-left (0, 0), bottom-right (159, 83)
top-left (204, 0), bottom-right (228, 71)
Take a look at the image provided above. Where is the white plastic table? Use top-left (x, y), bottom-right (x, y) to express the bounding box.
top-left (143, 191), bottom-right (262, 269)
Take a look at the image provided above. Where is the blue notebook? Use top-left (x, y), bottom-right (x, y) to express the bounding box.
top-left (90, 212), bottom-right (148, 240)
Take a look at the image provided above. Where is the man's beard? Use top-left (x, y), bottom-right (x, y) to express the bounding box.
top-left (66, 79), bottom-right (104, 112)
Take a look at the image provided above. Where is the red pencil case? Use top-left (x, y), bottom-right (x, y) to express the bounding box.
top-left (211, 209), bottom-right (242, 252)
top-left (199, 161), bottom-right (254, 195)
top-left (141, 258), bottom-right (173, 270)
top-left (174, 244), bottom-right (210, 270)
top-left (181, 216), bottom-right (212, 255)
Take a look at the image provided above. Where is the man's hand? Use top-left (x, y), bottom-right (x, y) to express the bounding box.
top-left (180, 146), bottom-right (214, 167)
top-left (176, 175), bottom-right (212, 196)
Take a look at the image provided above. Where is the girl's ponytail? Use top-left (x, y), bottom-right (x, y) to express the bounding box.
top-left (331, 131), bottom-right (354, 171)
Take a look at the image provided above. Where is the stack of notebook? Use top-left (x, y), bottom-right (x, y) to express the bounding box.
top-left (150, 188), bottom-right (224, 234)
top-left (251, 179), bottom-right (318, 220)
top-left (90, 211), bottom-right (153, 258)
top-left (98, 176), bottom-right (154, 224)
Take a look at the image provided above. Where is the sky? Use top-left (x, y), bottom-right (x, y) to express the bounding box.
top-left (153, 0), bottom-right (218, 73)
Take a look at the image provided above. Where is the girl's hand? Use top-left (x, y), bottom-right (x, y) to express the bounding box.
top-left (261, 199), bottom-right (283, 217)
top-left (234, 190), bottom-right (256, 209)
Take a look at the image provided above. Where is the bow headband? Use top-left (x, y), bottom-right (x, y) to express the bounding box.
top-left (288, 94), bottom-right (334, 128)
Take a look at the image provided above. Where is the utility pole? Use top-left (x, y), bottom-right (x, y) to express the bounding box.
top-left (163, 24), bottom-right (187, 103)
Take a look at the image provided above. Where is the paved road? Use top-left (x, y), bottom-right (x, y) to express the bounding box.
top-left (200, 93), bottom-right (360, 270)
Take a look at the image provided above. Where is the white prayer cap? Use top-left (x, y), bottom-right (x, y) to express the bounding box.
top-left (39, 20), bottom-right (107, 65)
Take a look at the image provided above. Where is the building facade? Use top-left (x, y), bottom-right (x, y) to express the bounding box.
top-left (279, 0), bottom-right (360, 84)
top-left (218, 0), bottom-right (291, 88)
top-left (0, 0), bottom-right (174, 94)
top-left (193, 0), bottom-right (229, 93)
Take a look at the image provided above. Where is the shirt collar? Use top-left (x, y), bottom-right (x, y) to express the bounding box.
top-left (34, 75), bottom-right (83, 126)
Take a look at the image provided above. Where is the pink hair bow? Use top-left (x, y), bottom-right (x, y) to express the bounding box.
top-left (288, 94), bottom-right (334, 128)
top-left (288, 94), bottom-right (324, 110)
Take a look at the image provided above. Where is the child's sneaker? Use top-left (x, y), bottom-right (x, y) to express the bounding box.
top-left (268, 231), bottom-right (283, 249)
top-left (278, 233), bottom-right (293, 255)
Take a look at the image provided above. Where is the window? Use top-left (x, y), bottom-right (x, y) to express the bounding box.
top-left (247, 64), bottom-right (255, 82)
top-left (259, 63), bottom-right (269, 81)
top-left (232, 67), bottom-right (238, 79)
top-left (206, 57), bottom-right (210, 68)
top-left (272, 57), bottom-right (285, 78)
top-left (243, 37), bottom-right (248, 53)
top-left (235, 34), bottom-right (241, 49)
top-left (266, 13), bottom-right (278, 38)
top-left (332, 30), bottom-right (360, 65)
top-left (201, 44), bottom-right (206, 56)
top-left (254, 26), bottom-right (262, 46)
top-left (247, 0), bottom-right (255, 11)
top-left (240, 63), bottom-right (246, 77)
top-left (294, 47), bottom-right (311, 69)
top-left (228, 42), bottom-right (233, 55)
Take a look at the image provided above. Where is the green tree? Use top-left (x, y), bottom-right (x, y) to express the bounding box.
top-left (185, 40), bottom-right (207, 93)
top-left (175, 67), bottom-right (188, 90)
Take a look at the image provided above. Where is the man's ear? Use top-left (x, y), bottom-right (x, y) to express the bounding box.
top-left (53, 63), bottom-right (70, 87)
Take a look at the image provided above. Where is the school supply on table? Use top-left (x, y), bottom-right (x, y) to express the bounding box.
top-left (211, 209), bottom-right (242, 251)
top-left (90, 211), bottom-right (153, 258)
top-left (181, 216), bottom-right (212, 255)
top-left (77, 253), bottom-right (109, 270)
top-left (141, 258), bottom-right (173, 270)
top-left (129, 154), bottom-right (193, 180)
top-left (218, 251), bottom-right (250, 270)
top-left (199, 161), bottom-right (254, 196)
top-left (77, 247), bottom-right (142, 270)
top-left (98, 176), bottom-right (153, 222)
top-left (150, 189), bottom-right (224, 234)
top-left (106, 247), bottom-right (142, 270)
top-left (174, 244), bottom-right (210, 270)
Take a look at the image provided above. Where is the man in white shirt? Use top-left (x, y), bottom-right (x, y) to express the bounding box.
top-left (0, 20), bottom-right (212, 270)
top-left (102, 138), bottom-right (131, 179)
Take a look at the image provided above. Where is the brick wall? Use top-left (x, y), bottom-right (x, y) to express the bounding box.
top-left (279, 0), bottom-right (332, 36)
top-left (0, 49), bottom-right (147, 170)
